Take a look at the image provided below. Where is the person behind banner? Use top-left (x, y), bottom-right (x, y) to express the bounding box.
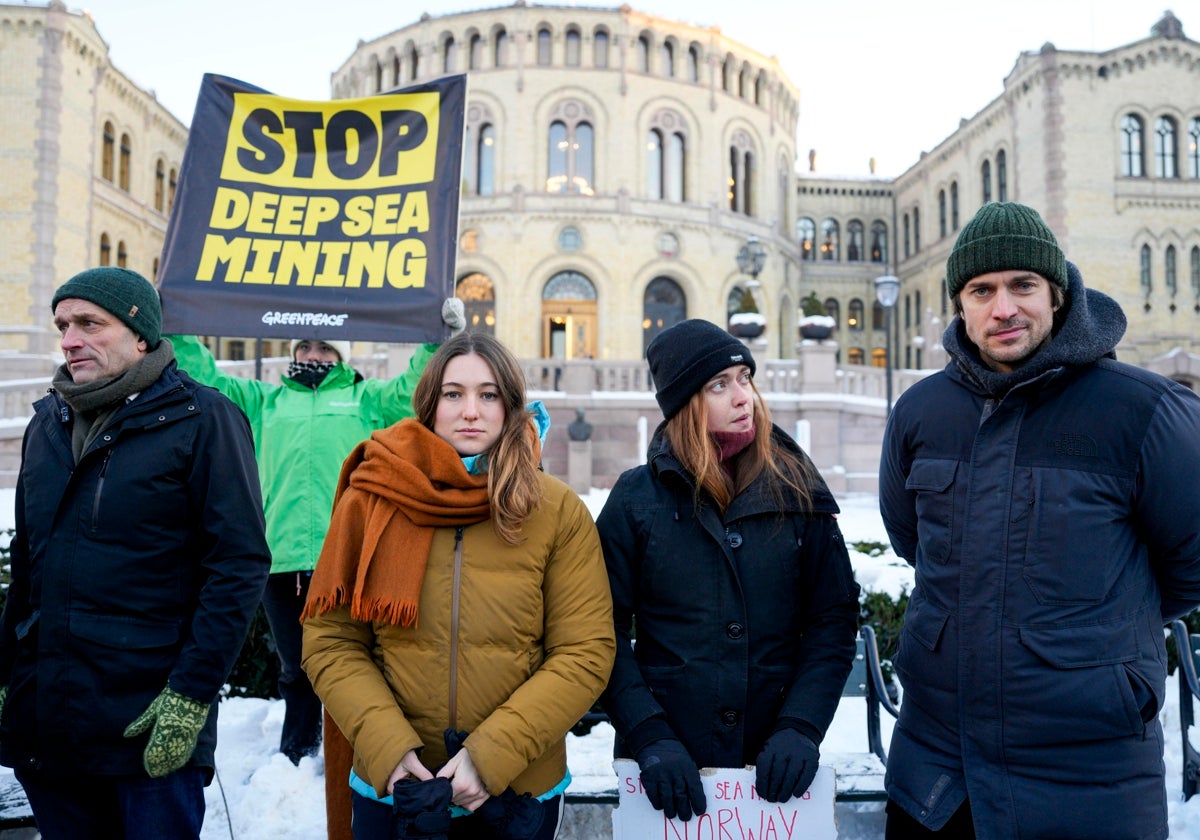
top-left (301, 332), bottom-right (615, 840)
top-left (0, 268), bottom-right (270, 839)
top-left (596, 319), bottom-right (860, 822)
top-left (165, 299), bottom-right (465, 766)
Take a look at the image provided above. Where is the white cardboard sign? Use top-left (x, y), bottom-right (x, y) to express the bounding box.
top-left (611, 759), bottom-right (837, 839)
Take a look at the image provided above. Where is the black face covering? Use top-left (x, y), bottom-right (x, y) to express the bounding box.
top-left (287, 359), bottom-right (335, 390)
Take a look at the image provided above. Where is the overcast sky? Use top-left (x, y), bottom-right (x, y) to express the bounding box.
top-left (71, 0), bottom-right (1194, 177)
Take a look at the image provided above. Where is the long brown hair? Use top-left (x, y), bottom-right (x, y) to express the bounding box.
top-left (665, 377), bottom-right (816, 514)
top-left (412, 332), bottom-right (542, 544)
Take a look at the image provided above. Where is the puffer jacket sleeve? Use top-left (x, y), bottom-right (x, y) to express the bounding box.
top-left (776, 514), bottom-right (860, 738)
top-left (302, 602), bottom-right (426, 795)
top-left (1137, 383), bottom-right (1200, 621)
top-left (467, 489), bottom-right (616, 795)
top-left (879, 400), bottom-right (919, 565)
top-left (167, 334), bottom-right (270, 420)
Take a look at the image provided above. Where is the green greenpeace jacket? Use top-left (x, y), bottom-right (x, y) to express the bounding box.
top-left (168, 334), bottom-right (435, 575)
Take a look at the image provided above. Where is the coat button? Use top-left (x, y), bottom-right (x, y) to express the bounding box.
top-left (726, 622), bottom-right (744, 639)
top-left (721, 710), bottom-right (738, 726)
top-left (727, 531), bottom-right (743, 548)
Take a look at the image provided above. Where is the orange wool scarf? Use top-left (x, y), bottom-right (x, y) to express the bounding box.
top-left (301, 418), bottom-right (491, 627)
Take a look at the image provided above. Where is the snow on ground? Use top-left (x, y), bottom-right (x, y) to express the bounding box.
top-left (1, 488), bottom-right (1198, 837)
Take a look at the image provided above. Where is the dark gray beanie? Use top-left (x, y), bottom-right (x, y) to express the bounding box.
top-left (945, 202), bottom-right (1068, 299)
top-left (51, 267), bottom-right (162, 348)
top-left (647, 319), bottom-right (757, 420)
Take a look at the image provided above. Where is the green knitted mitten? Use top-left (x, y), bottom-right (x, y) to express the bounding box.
top-left (123, 685), bottom-right (210, 778)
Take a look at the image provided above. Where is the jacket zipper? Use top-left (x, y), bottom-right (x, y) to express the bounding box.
top-left (91, 449), bottom-right (113, 530)
top-left (449, 526), bottom-right (464, 730)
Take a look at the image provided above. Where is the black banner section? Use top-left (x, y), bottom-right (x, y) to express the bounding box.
top-left (158, 73), bottom-right (466, 343)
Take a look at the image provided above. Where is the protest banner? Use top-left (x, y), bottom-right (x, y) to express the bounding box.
top-left (158, 73), bottom-right (465, 343)
top-left (611, 759), bottom-right (837, 840)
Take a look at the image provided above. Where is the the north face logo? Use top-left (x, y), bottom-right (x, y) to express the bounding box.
top-left (1052, 432), bottom-right (1098, 457)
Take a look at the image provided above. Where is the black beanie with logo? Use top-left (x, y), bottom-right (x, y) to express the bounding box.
top-left (647, 319), bottom-right (757, 420)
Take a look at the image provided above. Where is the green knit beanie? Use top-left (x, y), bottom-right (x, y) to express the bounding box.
top-left (945, 202), bottom-right (1068, 299)
top-left (51, 267), bottom-right (162, 348)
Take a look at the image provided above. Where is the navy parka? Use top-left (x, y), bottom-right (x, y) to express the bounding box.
top-left (879, 264), bottom-right (1200, 839)
top-left (0, 363), bottom-right (271, 779)
top-left (597, 425), bottom-right (860, 769)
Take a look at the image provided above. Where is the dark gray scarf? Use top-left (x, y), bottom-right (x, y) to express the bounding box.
top-left (52, 341), bottom-right (176, 462)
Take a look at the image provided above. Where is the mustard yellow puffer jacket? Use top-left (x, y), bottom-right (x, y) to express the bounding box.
top-left (301, 471), bottom-right (615, 798)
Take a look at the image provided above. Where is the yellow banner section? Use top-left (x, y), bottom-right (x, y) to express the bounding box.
top-left (220, 93), bottom-right (440, 190)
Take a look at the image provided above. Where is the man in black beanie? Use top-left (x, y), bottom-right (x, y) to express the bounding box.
top-left (879, 203), bottom-right (1200, 839)
top-left (0, 267), bottom-right (270, 839)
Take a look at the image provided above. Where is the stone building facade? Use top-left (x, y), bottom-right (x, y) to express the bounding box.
top-left (796, 10), bottom-right (1200, 386)
top-left (0, 1), bottom-right (187, 374)
top-left (331, 4), bottom-right (803, 362)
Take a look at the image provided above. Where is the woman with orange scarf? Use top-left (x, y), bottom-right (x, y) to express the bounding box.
top-left (301, 332), bottom-right (615, 840)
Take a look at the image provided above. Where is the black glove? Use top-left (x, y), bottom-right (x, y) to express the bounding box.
top-left (755, 728), bottom-right (820, 802)
top-left (391, 777), bottom-right (452, 840)
top-left (636, 739), bottom-right (706, 821)
top-left (443, 728), bottom-right (543, 840)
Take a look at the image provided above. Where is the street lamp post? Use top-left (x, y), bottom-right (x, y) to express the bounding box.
top-left (874, 274), bottom-right (900, 417)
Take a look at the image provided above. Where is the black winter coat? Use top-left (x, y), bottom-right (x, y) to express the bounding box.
top-left (0, 363), bottom-right (271, 778)
top-left (597, 425), bottom-right (860, 769)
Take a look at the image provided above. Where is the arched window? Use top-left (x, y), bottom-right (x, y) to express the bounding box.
top-left (820, 218), bottom-right (839, 261)
top-left (870, 220), bottom-right (888, 264)
top-left (565, 29), bottom-right (581, 66)
top-left (903, 213), bottom-right (910, 259)
top-left (1166, 245), bottom-right (1178, 300)
top-left (951, 181), bottom-right (960, 230)
top-left (646, 111), bottom-right (686, 201)
top-left (593, 29), bottom-right (609, 68)
top-left (797, 217), bottom-right (816, 261)
top-left (913, 206), bottom-right (921, 252)
top-left (1155, 116), bottom-right (1178, 178)
top-left (456, 273), bottom-right (496, 335)
top-left (464, 104), bottom-right (496, 196)
top-left (661, 40), bottom-right (675, 77)
top-left (636, 34), bottom-right (650, 73)
top-left (547, 101), bottom-right (595, 195)
top-left (981, 159), bottom-right (992, 203)
top-left (722, 55), bottom-right (735, 92)
top-left (154, 159), bottom-right (165, 211)
top-left (1192, 246), bottom-right (1200, 303)
top-left (1122, 115), bottom-right (1145, 177)
top-left (1190, 117), bottom-right (1200, 179)
top-left (823, 297), bottom-right (840, 329)
top-left (739, 62), bottom-right (751, 99)
top-left (687, 44), bottom-right (700, 83)
top-left (938, 189), bottom-right (947, 238)
top-left (872, 300), bottom-right (886, 330)
top-left (643, 276), bottom-right (687, 352)
top-left (374, 59), bottom-right (384, 92)
top-left (392, 55), bottom-right (401, 87)
top-left (544, 271), bottom-right (597, 300)
top-left (537, 27), bottom-right (552, 65)
top-left (442, 36), bottom-right (456, 73)
top-left (117, 240), bottom-right (127, 268)
top-left (99, 233), bottom-right (111, 266)
top-left (169, 168), bottom-right (178, 211)
top-left (118, 133), bottom-right (131, 190)
top-left (846, 220), bottom-right (864, 262)
top-left (728, 131), bottom-right (755, 215)
top-left (494, 28), bottom-right (508, 67)
top-left (102, 121), bottom-right (115, 181)
top-left (754, 71), bottom-right (766, 106)
top-left (847, 347), bottom-right (865, 365)
top-left (469, 33), bottom-right (483, 70)
top-left (408, 44), bottom-right (419, 80)
top-left (847, 298), bottom-right (864, 331)
top-left (996, 151), bottom-right (1007, 201)
top-left (1140, 244), bottom-right (1152, 298)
